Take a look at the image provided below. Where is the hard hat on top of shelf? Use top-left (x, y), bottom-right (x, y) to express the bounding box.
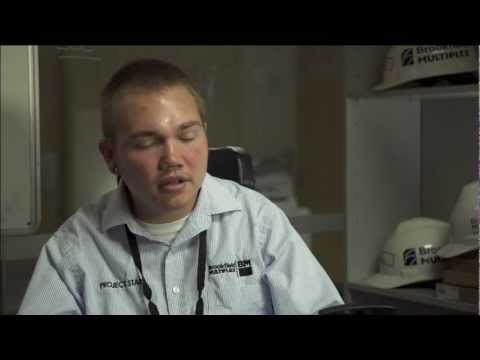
top-left (373, 46), bottom-right (478, 91)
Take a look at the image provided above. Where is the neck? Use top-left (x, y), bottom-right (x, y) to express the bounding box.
top-left (135, 209), bottom-right (191, 224)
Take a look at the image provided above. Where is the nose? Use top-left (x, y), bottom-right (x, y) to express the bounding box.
top-left (159, 140), bottom-right (182, 171)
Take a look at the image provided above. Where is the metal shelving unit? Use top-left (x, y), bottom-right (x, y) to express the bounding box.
top-left (345, 79), bottom-right (478, 314)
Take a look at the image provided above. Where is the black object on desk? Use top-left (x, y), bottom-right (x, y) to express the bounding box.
top-left (317, 304), bottom-right (397, 315)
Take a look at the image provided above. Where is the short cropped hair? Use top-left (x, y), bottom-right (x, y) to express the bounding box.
top-left (101, 59), bottom-right (206, 140)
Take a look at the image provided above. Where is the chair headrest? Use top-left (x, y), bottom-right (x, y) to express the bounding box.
top-left (207, 146), bottom-right (255, 189)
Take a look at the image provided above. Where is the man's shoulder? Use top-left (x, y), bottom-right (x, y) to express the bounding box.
top-left (62, 190), bottom-right (113, 230)
top-left (51, 188), bottom-right (117, 254)
top-left (205, 174), bottom-right (282, 229)
top-left (207, 174), bottom-right (275, 208)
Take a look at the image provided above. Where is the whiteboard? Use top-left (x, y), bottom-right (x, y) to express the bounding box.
top-left (1, 46), bottom-right (41, 234)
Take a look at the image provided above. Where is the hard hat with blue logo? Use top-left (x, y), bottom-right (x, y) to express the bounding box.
top-left (365, 217), bottom-right (450, 288)
top-left (373, 45), bottom-right (478, 91)
top-left (438, 181), bottom-right (479, 258)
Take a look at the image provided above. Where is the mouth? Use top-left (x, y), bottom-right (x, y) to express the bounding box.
top-left (158, 176), bottom-right (189, 193)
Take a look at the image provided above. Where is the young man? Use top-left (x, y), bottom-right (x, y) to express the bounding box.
top-left (19, 59), bottom-right (343, 314)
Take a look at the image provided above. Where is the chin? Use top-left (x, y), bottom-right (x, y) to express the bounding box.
top-left (159, 195), bottom-right (194, 212)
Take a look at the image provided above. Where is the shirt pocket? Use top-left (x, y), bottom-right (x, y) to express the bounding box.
top-left (206, 277), bottom-right (272, 315)
top-left (237, 282), bottom-right (272, 315)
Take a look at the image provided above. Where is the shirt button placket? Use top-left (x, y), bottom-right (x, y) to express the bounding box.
top-left (165, 249), bottom-right (182, 314)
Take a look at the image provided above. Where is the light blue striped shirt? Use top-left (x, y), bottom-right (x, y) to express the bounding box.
top-left (18, 173), bottom-right (344, 315)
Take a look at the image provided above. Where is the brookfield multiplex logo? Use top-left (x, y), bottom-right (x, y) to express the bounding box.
top-left (401, 48), bottom-right (414, 66)
top-left (401, 46), bottom-right (471, 67)
top-left (403, 246), bottom-right (445, 266)
top-left (208, 259), bottom-right (253, 277)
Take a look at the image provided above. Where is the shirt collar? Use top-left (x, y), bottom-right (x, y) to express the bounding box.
top-left (101, 181), bottom-right (136, 233)
top-left (199, 173), bottom-right (242, 215)
top-left (101, 172), bottom-right (242, 234)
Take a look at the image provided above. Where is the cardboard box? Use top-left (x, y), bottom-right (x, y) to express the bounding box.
top-left (446, 251), bottom-right (479, 272)
top-left (442, 269), bottom-right (479, 288)
top-left (436, 282), bottom-right (479, 304)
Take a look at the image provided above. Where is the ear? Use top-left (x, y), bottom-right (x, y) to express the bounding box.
top-left (99, 139), bottom-right (116, 175)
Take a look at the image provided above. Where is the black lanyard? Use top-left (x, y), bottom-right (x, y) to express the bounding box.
top-left (124, 225), bottom-right (207, 315)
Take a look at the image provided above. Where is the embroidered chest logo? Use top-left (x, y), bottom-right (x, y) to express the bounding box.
top-left (99, 278), bottom-right (143, 290)
top-left (208, 259), bottom-right (253, 277)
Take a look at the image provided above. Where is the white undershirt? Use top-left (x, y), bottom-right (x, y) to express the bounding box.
top-left (137, 214), bottom-right (190, 243)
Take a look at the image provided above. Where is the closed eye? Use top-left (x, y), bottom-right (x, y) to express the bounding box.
top-left (178, 125), bottom-right (201, 142)
top-left (130, 136), bottom-right (158, 149)
top-left (179, 131), bottom-right (197, 142)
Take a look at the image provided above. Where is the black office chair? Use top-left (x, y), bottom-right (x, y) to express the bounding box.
top-left (207, 146), bottom-right (255, 190)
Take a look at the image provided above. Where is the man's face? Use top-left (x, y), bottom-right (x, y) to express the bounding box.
top-left (100, 85), bottom-right (208, 223)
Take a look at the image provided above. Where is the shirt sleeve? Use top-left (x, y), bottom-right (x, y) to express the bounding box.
top-left (17, 237), bottom-right (83, 315)
top-left (261, 203), bottom-right (344, 314)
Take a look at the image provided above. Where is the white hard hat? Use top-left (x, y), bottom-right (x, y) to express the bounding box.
top-left (437, 181), bottom-right (479, 258)
top-left (365, 218), bottom-right (450, 289)
top-left (373, 46), bottom-right (478, 91)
